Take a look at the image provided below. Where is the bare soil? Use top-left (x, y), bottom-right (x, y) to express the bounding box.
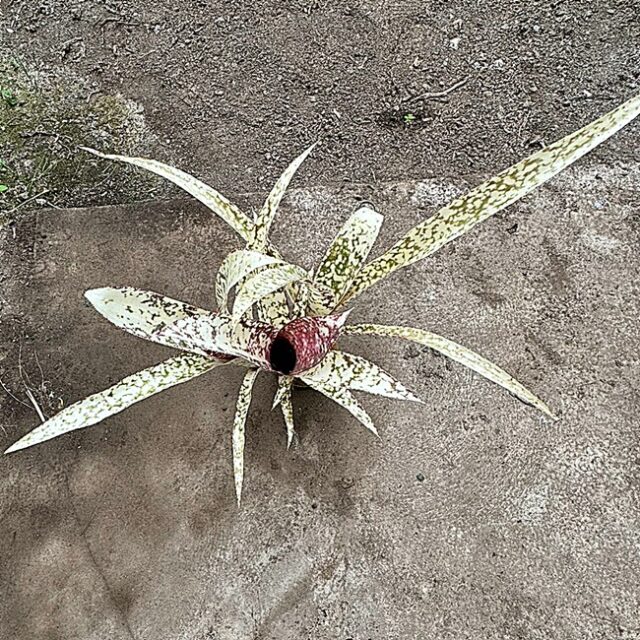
top-left (1, 0), bottom-right (639, 208)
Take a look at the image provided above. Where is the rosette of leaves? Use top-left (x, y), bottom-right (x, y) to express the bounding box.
top-left (6, 94), bottom-right (640, 503)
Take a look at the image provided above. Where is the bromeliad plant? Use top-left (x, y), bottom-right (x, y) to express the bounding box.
top-left (6, 94), bottom-right (640, 503)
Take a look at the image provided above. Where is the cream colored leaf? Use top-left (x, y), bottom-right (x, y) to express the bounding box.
top-left (85, 287), bottom-right (210, 351)
top-left (81, 147), bottom-right (253, 241)
top-left (215, 249), bottom-right (283, 313)
top-left (5, 353), bottom-right (226, 454)
top-left (276, 377), bottom-right (296, 448)
top-left (301, 349), bottom-right (421, 402)
top-left (297, 377), bottom-right (378, 436)
top-left (232, 263), bottom-right (308, 322)
top-left (252, 144), bottom-right (316, 250)
top-left (344, 323), bottom-right (555, 418)
top-left (345, 93), bottom-right (640, 302)
top-left (232, 368), bottom-right (260, 504)
top-left (314, 206), bottom-right (383, 311)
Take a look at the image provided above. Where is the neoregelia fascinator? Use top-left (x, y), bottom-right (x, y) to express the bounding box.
top-left (6, 94), bottom-right (640, 503)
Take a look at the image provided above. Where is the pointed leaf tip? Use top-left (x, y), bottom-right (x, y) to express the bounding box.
top-left (3, 353), bottom-right (224, 453)
top-left (344, 93), bottom-right (640, 302)
top-left (5, 441), bottom-right (23, 454)
top-left (344, 323), bottom-right (554, 419)
top-left (232, 368), bottom-right (260, 505)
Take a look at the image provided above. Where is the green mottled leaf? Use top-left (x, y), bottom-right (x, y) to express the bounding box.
top-left (5, 353), bottom-right (226, 454)
top-left (85, 287), bottom-right (210, 351)
top-left (274, 377), bottom-right (296, 448)
top-left (272, 375), bottom-right (292, 409)
top-left (215, 249), bottom-right (282, 313)
top-left (232, 368), bottom-right (260, 504)
top-left (314, 206), bottom-right (383, 311)
top-left (301, 349), bottom-right (420, 402)
top-left (297, 377), bottom-right (378, 436)
top-left (155, 313), bottom-right (276, 369)
top-left (255, 289), bottom-right (293, 328)
top-left (81, 147), bottom-right (253, 241)
top-left (345, 93), bottom-right (640, 302)
top-left (251, 144), bottom-right (316, 250)
top-left (344, 323), bottom-right (555, 418)
top-left (232, 263), bottom-right (308, 322)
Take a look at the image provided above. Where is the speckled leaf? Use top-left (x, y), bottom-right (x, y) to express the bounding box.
top-left (5, 353), bottom-right (226, 454)
top-left (232, 263), bottom-right (308, 322)
top-left (156, 313), bottom-right (277, 368)
top-left (81, 147), bottom-right (253, 241)
top-left (345, 93), bottom-right (640, 301)
top-left (301, 350), bottom-right (421, 402)
top-left (215, 249), bottom-right (282, 313)
top-left (255, 289), bottom-right (293, 328)
top-left (85, 287), bottom-right (210, 351)
top-left (232, 368), bottom-right (260, 504)
top-left (251, 144), bottom-right (316, 250)
top-left (314, 206), bottom-right (383, 311)
top-left (272, 375), bottom-right (293, 409)
top-left (297, 377), bottom-right (377, 436)
top-left (274, 377), bottom-right (296, 448)
top-left (292, 281), bottom-right (333, 317)
top-left (344, 323), bottom-right (555, 418)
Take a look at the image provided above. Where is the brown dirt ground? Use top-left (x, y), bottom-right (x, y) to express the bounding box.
top-left (1, 0), bottom-right (639, 206)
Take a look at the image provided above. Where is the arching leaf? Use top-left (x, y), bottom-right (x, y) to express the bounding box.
top-left (5, 353), bottom-right (227, 454)
top-left (301, 349), bottom-right (420, 402)
top-left (232, 263), bottom-right (308, 322)
top-left (85, 287), bottom-right (210, 352)
top-left (232, 368), bottom-right (260, 504)
top-left (344, 323), bottom-right (555, 418)
top-left (345, 93), bottom-right (640, 302)
top-left (314, 206), bottom-right (383, 311)
top-left (215, 249), bottom-right (282, 313)
top-left (251, 144), bottom-right (316, 250)
top-left (296, 377), bottom-right (377, 436)
top-left (81, 147), bottom-right (253, 241)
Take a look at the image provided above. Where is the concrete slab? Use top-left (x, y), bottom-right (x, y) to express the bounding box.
top-left (2, 163), bottom-right (640, 638)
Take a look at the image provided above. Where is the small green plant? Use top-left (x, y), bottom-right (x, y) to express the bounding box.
top-left (403, 112), bottom-right (416, 124)
top-left (0, 185), bottom-right (8, 194)
top-left (6, 94), bottom-right (640, 503)
top-left (1, 87), bottom-right (18, 107)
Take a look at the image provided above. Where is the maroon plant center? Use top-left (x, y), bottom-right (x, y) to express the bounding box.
top-left (268, 314), bottom-right (344, 375)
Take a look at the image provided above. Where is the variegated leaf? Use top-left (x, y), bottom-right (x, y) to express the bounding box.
top-left (275, 377), bottom-right (296, 448)
top-left (232, 368), bottom-right (260, 504)
top-left (255, 289), bottom-right (293, 328)
top-left (215, 249), bottom-right (282, 313)
top-left (156, 313), bottom-right (277, 368)
top-left (251, 144), bottom-right (316, 250)
top-left (85, 287), bottom-right (211, 352)
top-left (344, 93), bottom-right (640, 302)
top-left (81, 147), bottom-right (253, 241)
top-left (272, 375), bottom-right (293, 409)
top-left (303, 280), bottom-right (340, 316)
top-left (314, 206), bottom-right (383, 311)
top-left (297, 377), bottom-right (378, 436)
top-left (232, 263), bottom-right (308, 322)
top-left (344, 323), bottom-right (555, 418)
top-left (5, 353), bottom-right (226, 453)
top-left (301, 349), bottom-right (421, 402)
top-left (272, 376), bottom-right (296, 446)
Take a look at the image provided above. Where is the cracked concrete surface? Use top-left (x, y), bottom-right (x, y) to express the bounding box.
top-left (1, 160), bottom-right (640, 638)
